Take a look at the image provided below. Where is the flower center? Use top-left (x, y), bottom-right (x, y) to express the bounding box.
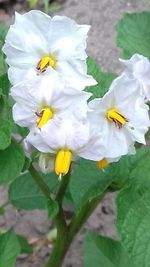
top-left (96, 158), bottom-right (108, 169)
top-left (106, 108), bottom-right (127, 129)
top-left (54, 150), bottom-right (72, 176)
top-left (37, 56), bottom-right (56, 73)
top-left (36, 107), bottom-right (53, 128)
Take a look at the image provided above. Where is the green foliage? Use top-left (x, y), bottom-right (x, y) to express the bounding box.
top-left (86, 57), bottom-right (116, 99)
top-left (0, 143), bottom-right (25, 184)
top-left (17, 235), bottom-right (32, 254)
top-left (108, 148), bottom-right (150, 190)
top-left (116, 11), bottom-right (150, 59)
top-left (0, 119), bottom-right (11, 150)
top-left (27, 0), bottom-right (38, 8)
top-left (0, 73), bottom-right (10, 96)
top-left (9, 172), bottom-right (59, 210)
top-left (69, 159), bottom-right (114, 212)
top-left (70, 148), bottom-right (150, 213)
top-left (116, 148), bottom-right (150, 267)
top-left (43, 0), bottom-right (49, 13)
top-left (0, 75), bottom-right (12, 149)
top-left (0, 91), bottom-right (11, 122)
top-left (47, 198), bottom-right (59, 219)
top-left (0, 23), bottom-right (8, 75)
top-left (0, 230), bottom-right (20, 267)
top-left (84, 231), bottom-right (134, 267)
top-left (27, 0), bottom-right (61, 13)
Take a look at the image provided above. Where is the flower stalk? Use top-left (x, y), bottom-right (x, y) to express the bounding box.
top-left (29, 164), bottom-right (108, 267)
top-left (44, 169), bottom-right (107, 267)
top-left (29, 164), bottom-right (52, 200)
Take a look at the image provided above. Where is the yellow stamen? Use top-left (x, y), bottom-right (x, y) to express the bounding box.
top-left (106, 108), bottom-right (127, 128)
top-left (55, 150), bottom-right (72, 176)
top-left (36, 107), bottom-right (53, 128)
top-left (37, 56), bottom-right (56, 72)
top-left (96, 158), bottom-right (108, 169)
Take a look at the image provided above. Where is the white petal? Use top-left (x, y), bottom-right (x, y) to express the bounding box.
top-left (4, 11), bottom-right (50, 53)
top-left (13, 103), bottom-right (35, 128)
top-left (120, 54), bottom-right (150, 100)
top-left (47, 15), bottom-right (90, 60)
top-left (26, 130), bottom-right (53, 153)
top-left (57, 61), bottom-right (97, 90)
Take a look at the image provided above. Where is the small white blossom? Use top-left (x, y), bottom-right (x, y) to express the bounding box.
top-left (11, 69), bottom-right (91, 130)
top-left (120, 54), bottom-right (150, 100)
top-left (3, 10), bottom-right (96, 90)
top-left (88, 75), bottom-right (150, 159)
top-left (25, 116), bottom-right (105, 175)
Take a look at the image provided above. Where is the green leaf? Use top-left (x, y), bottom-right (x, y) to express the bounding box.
top-left (27, 0), bottom-right (38, 8)
top-left (0, 119), bottom-right (11, 150)
top-left (0, 207), bottom-right (5, 215)
top-left (9, 172), bottom-right (59, 210)
top-left (0, 230), bottom-right (20, 267)
top-left (69, 159), bottom-right (114, 212)
top-left (108, 147), bottom-right (150, 190)
top-left (116, 148), bottom-right (150, 267)
top-left (0, 92), bottom-right (8, 119)
top-left (84, 231), bottom-right (134, 267)
top-left (0, 23), bottom-right (7, 46)
top-left (86, 57), bottom-right (116, 99)
top-left (12, 124), bottom-right (29, 138)
top-left (0, 143), bottom-right (25, 184)
top-left (116, 12), bottom-right (150, 59)
top-left (0, 23), bottom-right (8, 75)
top-left (70, 148), bottom-right (150, 213)
top-left (0, 84), bottom-right (12, 123)
top-left (47, 198), bottom-right (59, 219)
top-left (22, 157), bottom-right (31, 172)
top-left (17, 235), bottom-right (32, 254)
top-left (0, 73), bottom-right (10, 96)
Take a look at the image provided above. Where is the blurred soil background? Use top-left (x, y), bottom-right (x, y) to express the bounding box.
top-left (0, 0), bottom-right (150, 266)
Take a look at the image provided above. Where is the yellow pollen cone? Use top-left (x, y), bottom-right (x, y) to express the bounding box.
top-left (55, 150), bottom-right (72, 176)
top-left (37, 56), bottom-right (56, 72)
top-left (37, 108), bottom-right (53, 128)
top-left (96, 158), bottom-right (108, 169)
top-left (106, 108), bottom-right (126, 127)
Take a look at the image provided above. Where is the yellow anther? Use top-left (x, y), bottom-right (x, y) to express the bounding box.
top-left (36, 107), bottom-right (53, 128)
top-left (96, 158), bottom-right (108, 169)
top-left (54, 150), bottom-right (72, 176)
top-left (106, 108), bottom-right (127, 128)
top-left (37, 56), bottom-right (56, 72)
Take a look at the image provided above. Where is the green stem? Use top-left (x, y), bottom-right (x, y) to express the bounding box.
top-left (44, 171), bottom-right (71, 267)
top-left (45, 187), bottom-right (107, 267)
top-left (30, 163), bottom-right (108, 267)
top-left (68, 192), bottom-right (106, 238)
top-left (29, 164), bottom-right (52, 200)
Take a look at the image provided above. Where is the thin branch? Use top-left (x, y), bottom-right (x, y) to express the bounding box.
top-left (29, 164), bottom-right (52, 200)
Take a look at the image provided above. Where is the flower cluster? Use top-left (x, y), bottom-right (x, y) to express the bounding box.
top-left (3, 10), bottom-right (150, 177)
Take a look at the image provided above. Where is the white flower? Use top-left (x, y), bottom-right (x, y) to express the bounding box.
top-left (96, 144), bottom-right (136, 169)
top-left (88, 74), bottom-right (150, 159)
top-left (25, 116), bottom-right (105, 176)
top-left (11, 68), bottom-right (91, 130)
top-left (22, 138), bottom-right (55, 173)
top-left (120, 54), bottom-right (150, 100)
top-left (3, 10), bottom-right (97, 90)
